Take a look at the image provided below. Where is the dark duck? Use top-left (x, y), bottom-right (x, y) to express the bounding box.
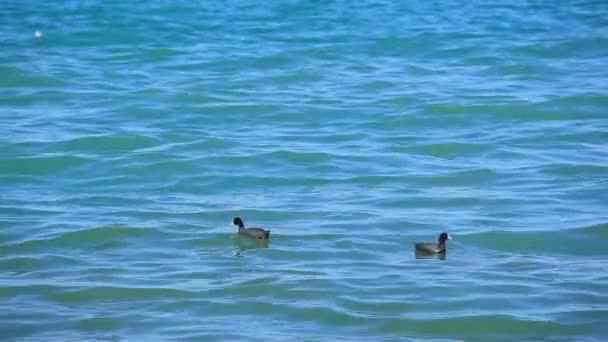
top-left (233, 217), bottom-right (270, 241)
top-left (415, 232), bottom-right (451, 254)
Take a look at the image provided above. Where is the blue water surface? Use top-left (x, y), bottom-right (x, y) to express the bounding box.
top-left (1, 1), bottom-right (608, 341)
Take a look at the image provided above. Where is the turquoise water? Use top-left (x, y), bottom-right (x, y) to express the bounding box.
top-left (2, 1), bottom-right (608, 341)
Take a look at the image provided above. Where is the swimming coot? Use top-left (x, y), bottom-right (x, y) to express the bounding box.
top-left (415, 232), bottom-right (451, 254)
top-left (233, 217), bottom-right (270, 241)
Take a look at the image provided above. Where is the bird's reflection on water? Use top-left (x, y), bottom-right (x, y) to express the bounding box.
top-left (234, 235), bottom-right (269, 257)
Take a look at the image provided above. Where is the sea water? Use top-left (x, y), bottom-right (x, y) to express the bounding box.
top-left (1, 1), bottom-right (607, 341)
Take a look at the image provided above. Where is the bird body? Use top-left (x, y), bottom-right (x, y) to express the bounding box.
top-left (414, 232), bottom-right (451, 254)
top-left (233, 217), bottom-right (270, 241)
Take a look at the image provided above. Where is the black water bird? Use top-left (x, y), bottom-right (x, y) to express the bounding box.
top-left (415, 232), bottom-right (451, 254)
top-left (233, 217), bottom-right (270, 241)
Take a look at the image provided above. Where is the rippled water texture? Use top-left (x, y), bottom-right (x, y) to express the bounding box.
top-left (2, 1), bottom-right (608, 341)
